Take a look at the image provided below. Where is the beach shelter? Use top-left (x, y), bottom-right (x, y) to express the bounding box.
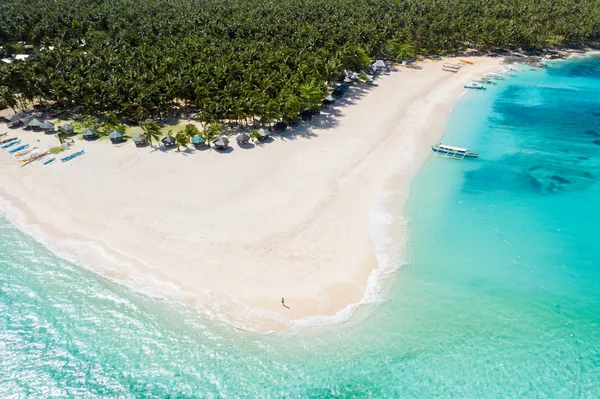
top-left (132, 134), bottom-right (147, 146)
top-left (16, 115), bottom-right (35, 126)
top-left (373, 60), bottom-right (386, 70)
top-left (161, 135), bottom-right (176, 147)
top-left (343, 77), bottom-right (352, 83)
top-left (350, 73), bottom-right (360, 81)
top-left (191, 134), bottom-right (205, 146)
top-left (108, 130), bottom-right (125, 142)
top-left (26, 117), bottom-right (44, 128)
top-left (212, 136), bottom-right (229, 151)
top-left (257, 128), bottom-right (270, 141)
top-left (40, 121), bottom-right (55, 130)
top-left (59, 123), bottom-right (74, 133)
top-left (81, 128), bottom-right (98, 139)
top-left (323, 95), bottom-right (335, 105)
top-left (236, 133), bottom-right (250, 146)
top-left (273, 122), bottom-right (287, 133)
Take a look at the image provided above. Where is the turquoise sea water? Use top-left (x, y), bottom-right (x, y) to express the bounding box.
top-left (2, 55), bottom-right (600, 397)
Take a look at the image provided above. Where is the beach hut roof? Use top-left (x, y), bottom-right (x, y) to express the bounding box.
top-left (324, 95), bottom-right (335, 102)
top-left (108, 130), bottom-right (124, 139)
top-left (343, 77), bottom-right (352, 83)
top-left (60, 123), bottom-right (74, 132)
top-left (132, 134), bottom-right (146, 143)
top-left (258, 128), bottom-right (269, 137)
top-left (350, 73), bottom-right (360, 80)
top-left (81, 128), bottom-right (97, 137)
top-left (162, 135), bottom-right (176, 145)
top-left (7, 113), bottom-right (23, 122)
top-left (191, 134), bottom-right (205, 144)
top-left (236, 133), bottom-right (250, 142)
top-left (40, 121), bottom-right (55, 130)
top-left (373, 60), bottom-right (386, 68)
top-left (27, 117), bottom-right (44, 127)
top-left (19, 115), bottom-right (35, 125)
top-left (213, 136), bottom-right (229, 146)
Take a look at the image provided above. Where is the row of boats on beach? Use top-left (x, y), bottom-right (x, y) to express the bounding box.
top-left (0, 133), bottom-right (85, 166)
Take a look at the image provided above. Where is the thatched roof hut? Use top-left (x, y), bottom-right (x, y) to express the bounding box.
top-left (40, 121), bottom-right (55, 130)
top-left (132, 134), bottom-right (147, 146)
top-left (191, 134), bottom-right (205, 146)
top-left (236, 133), bottom-right (250, 146)
top-left (82, 128), bottom-right (97, 139)
top-left (212, 136), bottom-right (229, 150)
top-left (161, 135), bottom-right (176, 147)
top-left (108, 130), bottom-right (125, 142)
top-left (60, 123), bottom-right (74, 133)
top-left (26, 117), bottom-right (44, 128)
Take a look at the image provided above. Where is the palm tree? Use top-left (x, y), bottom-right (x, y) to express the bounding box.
top-left (140, 118), bottom-right (162, 146)
top-left (175, 131), bottom-right (190, 151)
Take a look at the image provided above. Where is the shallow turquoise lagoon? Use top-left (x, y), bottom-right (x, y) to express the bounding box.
top-left (1, 55), bottom-right (599, 397)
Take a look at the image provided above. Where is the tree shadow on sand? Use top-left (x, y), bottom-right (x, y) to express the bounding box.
top-left (278, 83), bottom-right (375, 142)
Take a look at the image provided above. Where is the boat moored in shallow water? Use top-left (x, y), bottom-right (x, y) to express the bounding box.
top-left (464, 83), bottom-right (486, 90)
top-left (431, 143), bottom-right (480, 160)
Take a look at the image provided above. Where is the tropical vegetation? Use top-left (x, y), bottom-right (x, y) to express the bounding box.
top-left (0, 0), bottom-right (598, 125)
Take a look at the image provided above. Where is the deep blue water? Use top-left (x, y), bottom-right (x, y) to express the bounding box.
top-left (1, 55), bottom-right (600, 397)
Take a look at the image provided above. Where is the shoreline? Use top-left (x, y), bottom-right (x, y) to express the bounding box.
top-left (0, 57), bottom-right (503, 332)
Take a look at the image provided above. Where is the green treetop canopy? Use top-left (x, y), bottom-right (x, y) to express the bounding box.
top-left (108, 130), bottom-right (124, 139)
top-left (82, 128), bottom-right (97, 137)
top-left (60, 123), bottom-right (74, 132)
top-left (191, 134), bottom-right (205, 145)
top-left (40, 121), bottom-right (55, 130)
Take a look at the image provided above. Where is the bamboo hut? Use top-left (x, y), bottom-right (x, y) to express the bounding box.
top-left (191, 134), bottom-right (205, 147)
top-left (108, 130), bottom-right (125, 143)
top-left (82, 128), bottom-right (98, 140)
top-left (212, 136), bottom-right (229, 151)
top-left (132, 134), bottom-right (147, 146)
top-left (161, 135), bottom-right (176, 147)
top-left (236, 133), bottom-right (250, 146)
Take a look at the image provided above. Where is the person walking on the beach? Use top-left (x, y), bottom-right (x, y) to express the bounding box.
top-left (281, 297), bottom-right (289, 309)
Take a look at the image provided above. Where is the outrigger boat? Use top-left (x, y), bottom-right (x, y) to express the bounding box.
top-left (9, 144), bottom-right (29, 154)
top-left (0, 136), bottom-right (17, 144)
top-left (459, 59), bottom-right (474, 65)
top-left (61, 149), bottom-right (85, 162)
top-left (442, 66), bottom-right (458, 73)
top-left (0, 133), bottom-right (7, 138)
top-left (21, 151), bottom-right (48, 166)
top-left (442, 64), bottom-right (461, 70)
top-left (2, 139), bottom-right (21, 148)
top-left (431, 143), bottom-right (480, 160)
top-left (14, 147), bottom-right (35, 157)
top-left (464, 82), bottom-right (486, 90)
top-left (43, 157), bottom-right (56, 165)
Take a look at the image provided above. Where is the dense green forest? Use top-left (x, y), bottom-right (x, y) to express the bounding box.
top-left (0, 0), bottom-right (599, 124)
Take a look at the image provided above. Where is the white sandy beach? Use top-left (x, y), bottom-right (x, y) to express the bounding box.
top-left (0, 57), bottom-right (502, 330)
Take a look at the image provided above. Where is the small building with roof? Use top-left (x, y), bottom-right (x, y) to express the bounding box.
top-left (212, 136), bottom-right (229, 151)
top-left (82, 128), bottom-right (98, 140)
top-left (132, 134), bottom-right (147, 146)
top-left (108, 130), bottom-right (125, 143)
top-left (236, 133), bottom-right (250, 146)
top-left (161, 135), bottom-right (176, 147)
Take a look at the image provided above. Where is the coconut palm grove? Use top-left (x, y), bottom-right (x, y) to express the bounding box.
top-left (0, 0), bottom-right (599, 123)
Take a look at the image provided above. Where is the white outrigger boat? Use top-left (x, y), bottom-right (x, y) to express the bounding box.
top-left (431, 143), bottom-right (480, 160)
top-left (464, 82), bottom-right (486, 90)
